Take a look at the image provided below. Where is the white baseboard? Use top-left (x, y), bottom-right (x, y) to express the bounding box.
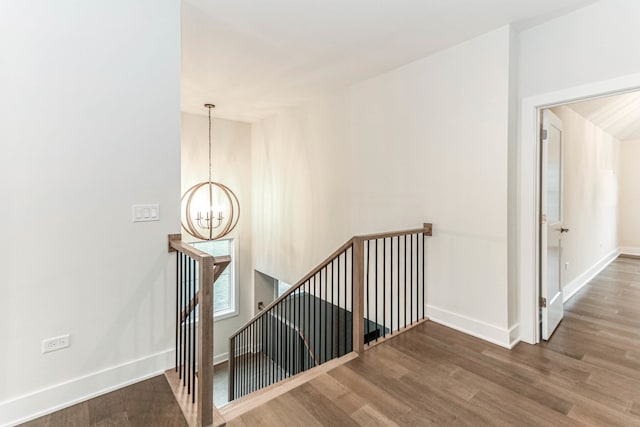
top-left (563, 248), bottom-right (619, 303)
top-left (619, 246), bottom-right (640, 257)
top-left (214, 352), bottom-right (229, 365)
top-left (426, 305), bottom-right (514, 349)
top-left (508, 324), bottom-right (520, 349)
top-left (0, 349), bottom-right (174, 427)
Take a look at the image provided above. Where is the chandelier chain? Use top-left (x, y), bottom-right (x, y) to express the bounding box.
top-left (208, 105), bottom-right (213, 184)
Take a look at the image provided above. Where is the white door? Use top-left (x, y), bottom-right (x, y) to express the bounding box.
top-left (540, 109), bottom-right (566, 340)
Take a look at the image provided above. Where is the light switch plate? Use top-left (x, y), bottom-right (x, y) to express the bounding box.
top-left (132, 204), bottom-right (160, 222)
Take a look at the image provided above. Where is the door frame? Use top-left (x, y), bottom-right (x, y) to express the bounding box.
top-left (517, 72), bottom-right (640, 345)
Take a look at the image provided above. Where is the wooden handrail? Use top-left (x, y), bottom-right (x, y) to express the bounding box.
top-left (169, 236), bottom-right (214, 262)
top-left (356, 223), bottom-right (432, 241)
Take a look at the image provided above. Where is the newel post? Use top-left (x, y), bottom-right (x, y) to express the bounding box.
top-left (197, 256), bottom-right (214, 427)
top-left (352, 237), bottom-right (365, 355)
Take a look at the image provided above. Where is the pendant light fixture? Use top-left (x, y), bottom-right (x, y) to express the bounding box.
top-left (181, 104), bottom-right (240, 240)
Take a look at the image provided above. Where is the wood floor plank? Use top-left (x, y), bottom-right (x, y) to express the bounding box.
top-left (290, 382), bottom-right (360, 426)
top-left (351, 404), bottom-right (400, 427)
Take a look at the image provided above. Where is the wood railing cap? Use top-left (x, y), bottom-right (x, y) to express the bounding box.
top-left (168, 235), bottom-right (233, 265)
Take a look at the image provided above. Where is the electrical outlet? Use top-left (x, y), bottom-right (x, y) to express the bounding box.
top-left (42, 334), bottom-right (70, 354)
top-left (565, 262), bottom-right (569, 271)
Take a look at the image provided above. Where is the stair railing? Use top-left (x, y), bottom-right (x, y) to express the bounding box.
top-left (361, 223), bottom-right (432, 348)
top-left (229, 239), bottom-right (355, 400)
top-left (227, 223), bottom-right (432, 402)
top-left (166, 234), bottom-right (231, 427)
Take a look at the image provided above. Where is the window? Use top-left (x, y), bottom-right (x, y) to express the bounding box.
top-left (192, 239), bottom-right (236, 319)
top-left (276, 280), bottom-right (291, 298)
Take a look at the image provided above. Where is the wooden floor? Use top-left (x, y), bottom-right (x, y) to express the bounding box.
top-left (227, 256), bottom-right (640, 426)
top-left (19, 375), bottom-right (188, 427)
top-left (20, 256), bottom-right (640, 426)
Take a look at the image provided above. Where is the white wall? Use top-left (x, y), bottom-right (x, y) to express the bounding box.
top-left (517, 0), bottom-right (640, 344)
top-left (251, 95), bottom-right (352, 284)
top-left (0, 1), bottom-right (181, 425)
top-left (253, 26), bottom-right (516, 346)
top-left (520, 0), bottom-right (640, 99)
top-left (619, 139), bottom-right (640, 253)
top-left (181, 113), bottom-right (252, 362)
top-left (550, 106), bottom-right (619, 297)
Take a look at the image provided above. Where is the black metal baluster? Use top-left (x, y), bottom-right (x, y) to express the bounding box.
top-left (404, 235), bottom-right (407, 329)
top-left (283, 299), bottom-right (287, 378)
top-left (270, 310), bottom-right (274, 386)
top-left (262, 315), bottom-right (266, 389)
top-left (280, 301), bottom-right (284, 380)
top-left (410, 234), bottom-right (413, 325)
top-left (383, 238), bottom-right (386, 338)
top-left (181, 255), bottom-right (186, 382)
top-left (391, 237), bottom-right (394, 334)
top-left (397, 237), bottom-right (400, 333)
top-left (285, 295), bottom-right (289, 378)
top-left (298, 286), bottom-right (302, 372)
top-left (331, 256), bottom-right (340, 359)
top-left (314, 273), bottom-right (318, 365)
top-left (229, 336), bottom-right (232, 400)
top-left (241, 329), bottom-right (245, 397)
top-left (256, 318), bottom-right (260, 391)
top-left (254, 323), bottom-right (257, 392)
top-left (416, 233), bottom-right (419, 323)
top-left (422, 233), bottom-right (425, 320)
top-left (187, 258), bottom-right (191, 393)
top-left (305, 279), bottom-right (312, 367)
top-left (324, 266), bottom-right (328, 362)
top-left (342, 250), bottom-right (346, 355)
top-left (337, 254), bottom-right (341, 357)
top-left (187, 259), bottom-right (192, 394)
top-left (192, 259), bottom-right (196, 403)
top-left (249, 325), bottom-right (252, 394)
top-left (246, 328), bottom-right (249, 396)
top-left (375, 239), bottom-right (378, 342)
top-left (287, 292), bottom-right (295, 376)
top-left (283, 298), bottom-right (287, 378)
top-left (366, 240), bottom-right (370, 341)
top-left (275, 305), bottom-right (279, 383)
top-left (175, 253), bottom-right (179, 372)
top-left (258, 321), bottom-right (262, 390)
top-left (350, 244), bottom-right (354, 352)
top-left (295, 287), bottom-right (299, 374)
top-left (185, 255), bottom-right (189, 382)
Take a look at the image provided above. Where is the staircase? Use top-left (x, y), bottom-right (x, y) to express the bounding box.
top-left (166, 223), bottom-right (432, 426)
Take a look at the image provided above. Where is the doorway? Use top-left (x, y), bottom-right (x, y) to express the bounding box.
top-left (519, 75), bottom-right (640, 345)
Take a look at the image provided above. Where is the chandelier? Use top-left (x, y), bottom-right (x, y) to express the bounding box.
top-left (181, 104), bottom-right (240, 240)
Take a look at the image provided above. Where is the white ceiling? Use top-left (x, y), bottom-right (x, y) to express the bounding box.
top-left (567, 91), bottom-right (640, 141)
top-left (181, 0), bottom-right (597, 122)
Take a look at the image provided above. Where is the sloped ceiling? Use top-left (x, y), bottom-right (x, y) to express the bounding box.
top-left (567, 91), bottom-right (640, 141)
top-left (181, 0), bottom-right (597, 122)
